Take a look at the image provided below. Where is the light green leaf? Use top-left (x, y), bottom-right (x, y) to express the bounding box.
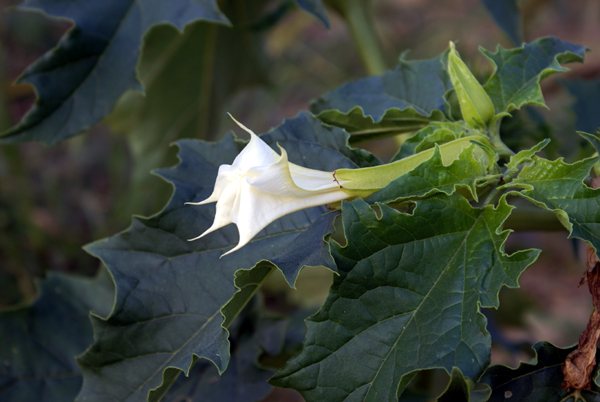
top-left (482, 37), bottom-right (586, 114)
top-left (75, 112), bottom-right (379, 402)
top-left (311, 53), bottom-right (451, 141)
top-left (366, 144), bottom-right (495, 204)
top-left (270, 195), bottom-right (539, 402)
top-left (504, 139), bottom-right (550, 174)
top-left (392, 121), bottom-right (480, 161)
top-left (0, 270), bottom-right (114, 402)
top-left (507, 154), bottom-right (600, 252)
top-left (1, 0), bottom-right (229, 145)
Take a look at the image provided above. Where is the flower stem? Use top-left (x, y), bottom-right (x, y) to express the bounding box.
top-left (327, 0), bottom-right (387, 76)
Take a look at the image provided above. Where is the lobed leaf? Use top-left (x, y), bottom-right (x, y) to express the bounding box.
top-left (507, 148), bottom-right (600, 254)
top-left (270, 194), bottom-right (539, 402)
top-left (163, 299), bottom-right (288, 402)
top-left (482, 37), bottom-right (586, 114)
top-left (0, 271), bottom-right (114, 402)
top-left (75, 112), bottom-right (379, 402)
top-left (1, 0), bottom-right (229, 145)
top-left (311, 53), bottom-right (451, 140)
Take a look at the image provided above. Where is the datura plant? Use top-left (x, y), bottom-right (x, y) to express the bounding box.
top-left (2, 2), bottom-right (599, 402)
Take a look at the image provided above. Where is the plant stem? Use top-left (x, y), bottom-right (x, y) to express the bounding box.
top-left (327, 0), bottom-right (387, 76)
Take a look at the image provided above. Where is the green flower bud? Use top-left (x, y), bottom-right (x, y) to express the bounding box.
top-left (448, 42), bottom-right (495, 129)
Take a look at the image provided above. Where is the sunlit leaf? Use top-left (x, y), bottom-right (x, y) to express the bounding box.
top-left (270, 195), bottom-right (539, 402)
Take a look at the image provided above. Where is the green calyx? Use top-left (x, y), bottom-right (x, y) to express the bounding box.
top-left (448, 42), bottom-right (495, 129)
top-left (335, 135), bottom-right (493, 196)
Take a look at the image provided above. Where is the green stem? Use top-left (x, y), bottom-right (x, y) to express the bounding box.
top-left (327, 0), bottom-right (387, 76)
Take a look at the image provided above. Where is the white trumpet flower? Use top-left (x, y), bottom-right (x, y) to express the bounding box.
top-left (186, 115), bottom-right (349, 256)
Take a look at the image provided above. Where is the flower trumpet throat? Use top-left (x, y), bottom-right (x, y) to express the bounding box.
top-left (185, 114), bottom-right (349, 257)
top-left (447, 41), bottom-right (495, 129)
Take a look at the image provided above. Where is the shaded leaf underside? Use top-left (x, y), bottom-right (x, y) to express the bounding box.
top-left (311, 53), bottom-right (451, 139)
top-left (0, 271), bottom-right (114, 402)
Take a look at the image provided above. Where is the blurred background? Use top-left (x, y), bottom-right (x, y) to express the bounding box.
top-left (1, 0), bottom-right (599, 399)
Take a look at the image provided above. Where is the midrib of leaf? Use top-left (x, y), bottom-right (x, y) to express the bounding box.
top-left (123, 308), bottom-right (222, 400)
top-left (351, 201), bottom-right (488, 400)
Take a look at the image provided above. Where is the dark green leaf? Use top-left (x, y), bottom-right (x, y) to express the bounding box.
top-left (0, 270), bottom-right (114, 402)
top-left (437, 367), bottom-right (491, 402)
top-left (508, 153), bottom-right (600, 253)
top-left (76, 112), bottom-right (379, 402)
top-left (311, 53), bottom-right (451, 140)
top-left (562, 77), bottom-right (600, 135)
top-left (270, 195), bottom-right (539, 402)
top-left (1, 0), bottom-right (228, 145)
top-left (366, 144), bottom-right (493, 205)
top-left (163, 300), bottom-right (287, 402)
top-left (480, 0), bottom-right (522, 45)
top-left (482, 37), bottom-right (586, 114)
top-left (478, 342), bottom-right (599, 402)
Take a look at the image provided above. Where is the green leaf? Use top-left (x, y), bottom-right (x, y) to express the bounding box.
top-left (270, 195), bottom-right (539, 402)
top-left (163, 299), bottom-right (287, 402)
top-left (504, 139), bottom-right (550, 175)
top-left (366, 144), bottom-right (493, 204)
top-left (0, 270), bottom-right (114, 402)
top-left (436, 367), bottom-right (491, 402)
top-left (311, 53), bottom-right (451, 141)
top-left (392, 121), bottom-right (479, 161)
top-left (75, 112), bottom-right (379, 402)
top-left (479, 342), bottom-right (600, 402)
top-left (562, 77), bottom-right (600, 135)
top-left (482, 37), bottom-right (586, 114)
top-left (0, 0), bottom-right (229, 145)
top-left (507, 154), bottom-right (600, 253)
top-left (480, 0), bottom-right (523, 45)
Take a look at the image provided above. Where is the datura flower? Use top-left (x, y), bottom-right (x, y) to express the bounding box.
top-left (187, 115), bottom-right (494, 256)
top-left (186, 115), bottom-right (349, 256)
